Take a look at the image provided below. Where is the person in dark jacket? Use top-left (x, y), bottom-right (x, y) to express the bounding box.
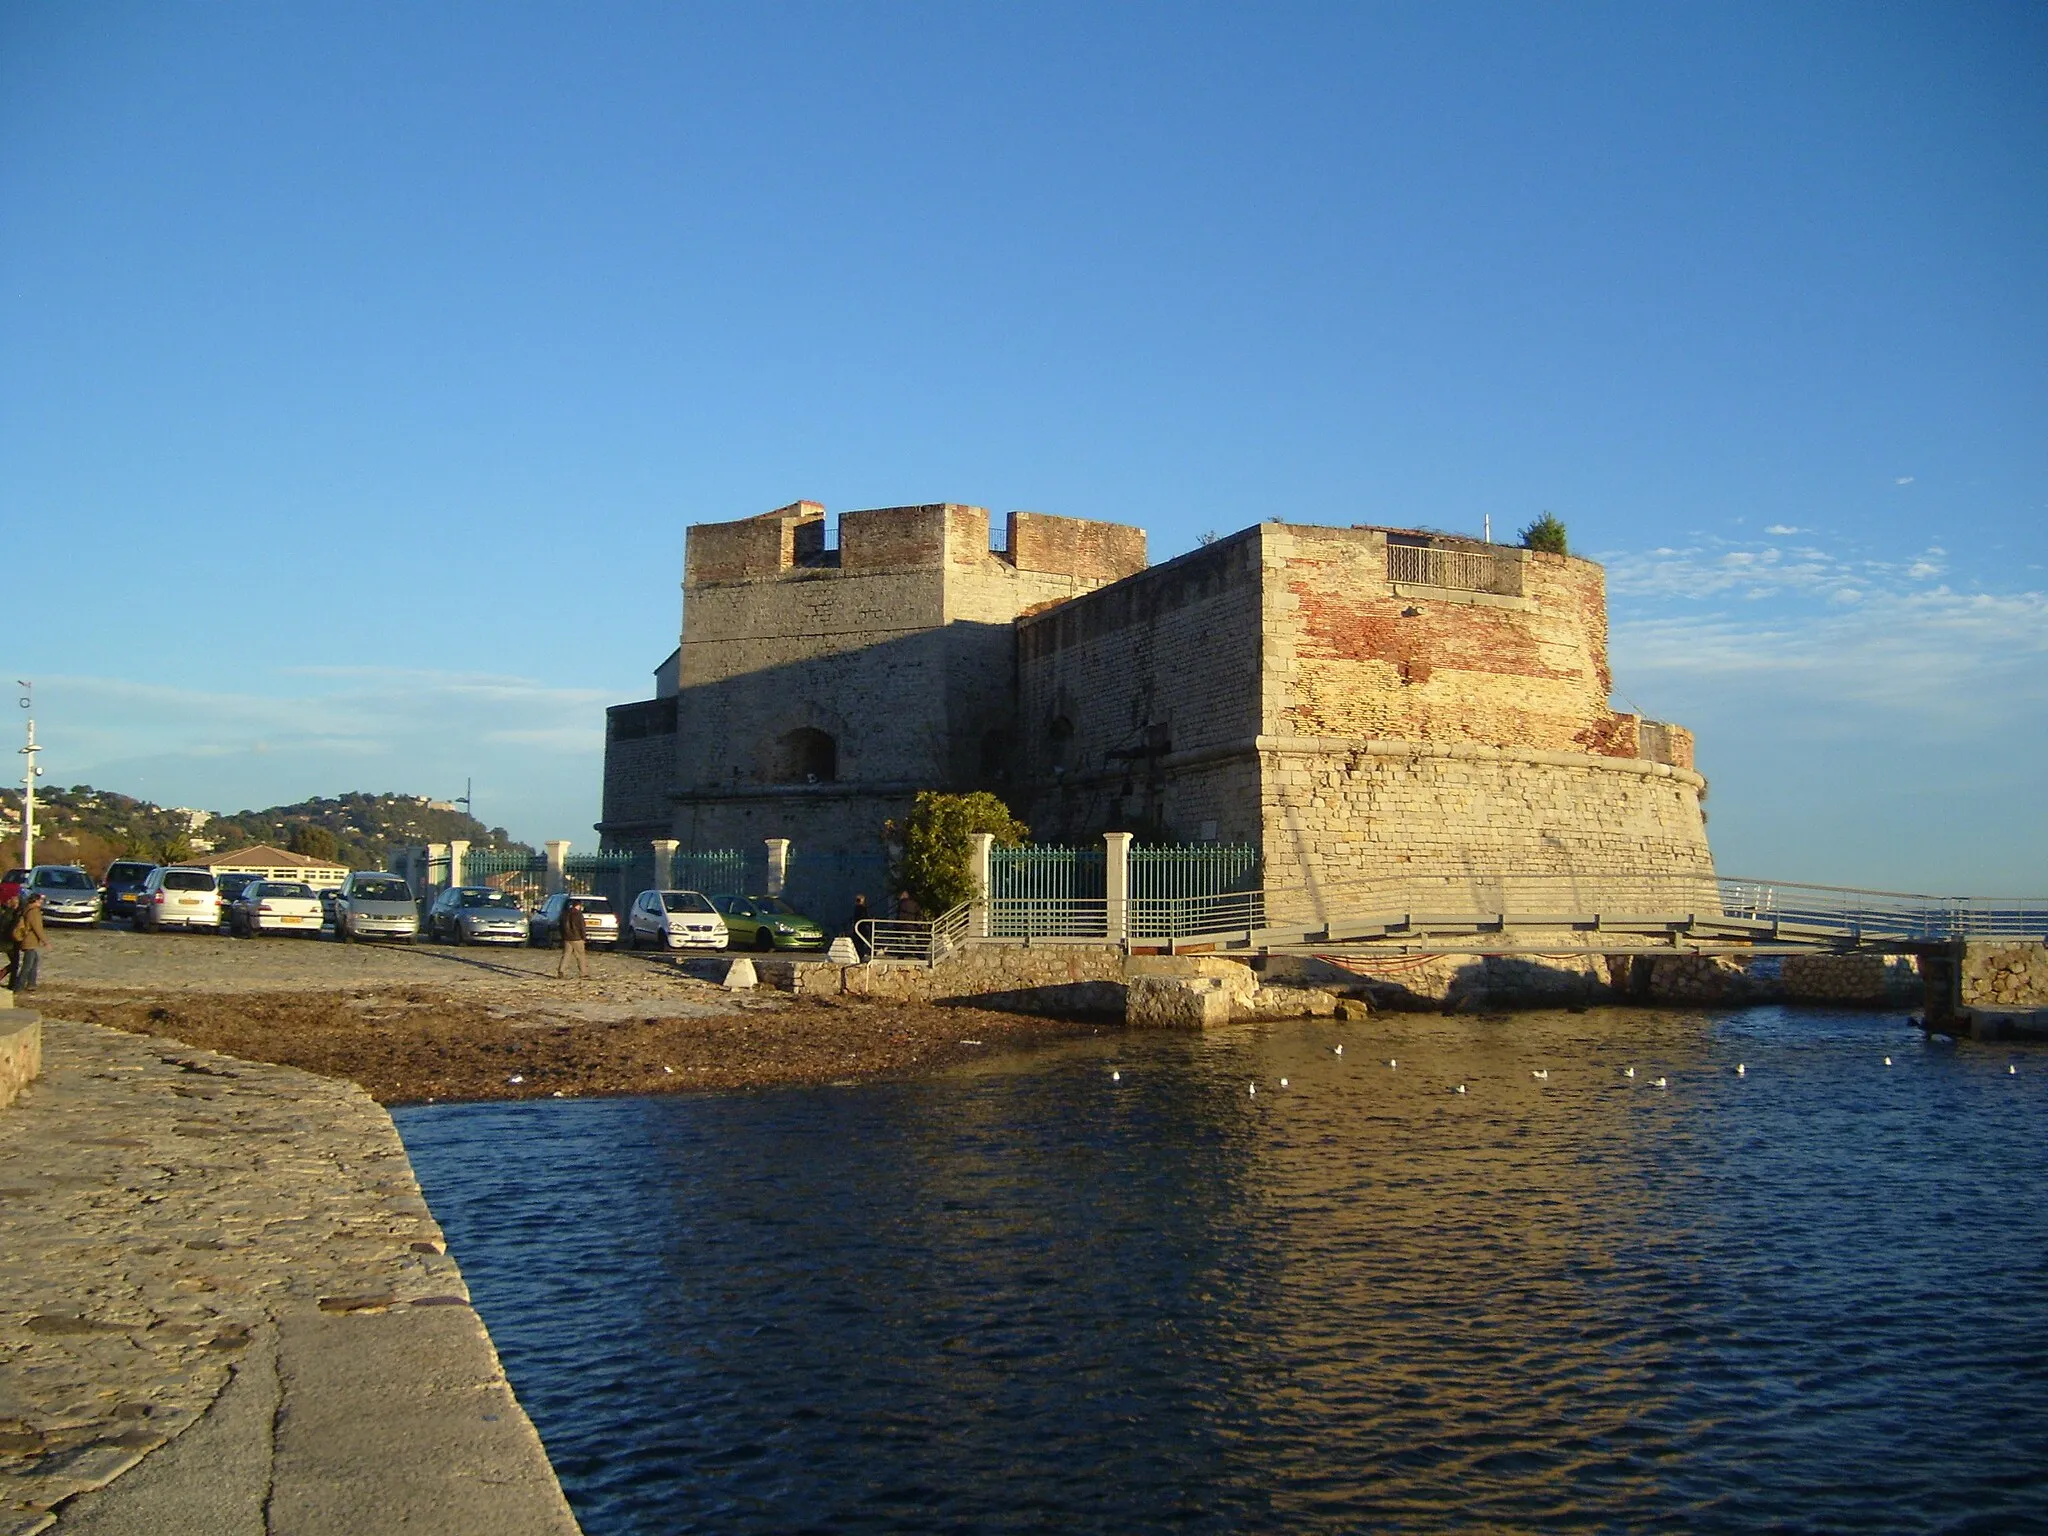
top-left (556, 898), bottom-right (590, 980)
top-left (850, 893), bottom-right (872, 958)
top-left (9, 893), bottom-right (46, 993)
top-left (894, 890), bottom-right (924, 922)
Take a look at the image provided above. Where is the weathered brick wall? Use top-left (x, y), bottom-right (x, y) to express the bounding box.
top-left (1262, 524), bottom-right (1627, 755)
top-left (1008, 511), bottom-right (1148, 584)
top-left (1017, 532), bottom-right (1265, 842)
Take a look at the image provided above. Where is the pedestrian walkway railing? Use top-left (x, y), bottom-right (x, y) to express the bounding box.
top-left (848, 870), bottom-right (2048, 963)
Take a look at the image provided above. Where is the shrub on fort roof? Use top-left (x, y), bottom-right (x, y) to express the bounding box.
top-left (897, 791), bottom-right (1028, 915)
top-left (1519, 512), bottom-right (1568, 554)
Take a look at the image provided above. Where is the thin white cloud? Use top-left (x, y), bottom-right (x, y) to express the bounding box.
top-left (1763, 524), bottom-right (1805, 535)
top-left (1895, 476), bottom-right (1915, 485)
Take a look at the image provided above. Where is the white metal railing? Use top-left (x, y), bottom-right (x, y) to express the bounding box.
top-left (1386, 543), bottom-right (1523, 596)
top-left (850, 874), bottom-right (2048, 963)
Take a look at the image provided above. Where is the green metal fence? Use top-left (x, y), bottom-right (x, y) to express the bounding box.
top-left (674, 849), bottom-right (751, 895)
top-left (461, 848), bottom-right (548, 903)
top-left (989, 845), bottom-right (1106, 936)
top-left (1129, 843), bottom-right (1260, 903)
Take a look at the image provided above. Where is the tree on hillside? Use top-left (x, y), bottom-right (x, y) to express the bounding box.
top-left (288, 823), bottom-right (341, 863)
top-left (1519, 512), bottom-right (1568, 555)
top-left (893, 791), bottom-right (1028, 915)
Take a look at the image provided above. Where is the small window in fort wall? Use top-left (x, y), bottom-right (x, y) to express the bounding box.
top-left (775, 728), bottom-right (837, 784)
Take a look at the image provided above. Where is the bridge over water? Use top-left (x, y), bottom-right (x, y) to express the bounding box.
top-left (868, 871), bottom-right (2048, 963)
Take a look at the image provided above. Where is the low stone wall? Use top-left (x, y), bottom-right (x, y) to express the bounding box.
top-left (1781, 953), bottom-right (1919, 1006)
top-left (765, 945), bottom-right (1130, 1017)
top-left (0, 1006), bottom-right (39, 1110)
top-left (1959, 943), bottom-right (2048, 1013)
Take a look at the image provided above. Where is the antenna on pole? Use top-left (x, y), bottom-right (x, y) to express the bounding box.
top-left (17, 681), bottom-right (41, 870)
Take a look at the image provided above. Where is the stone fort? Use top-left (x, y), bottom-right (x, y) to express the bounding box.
top-left (600, 499), bottom-right (1713, 915)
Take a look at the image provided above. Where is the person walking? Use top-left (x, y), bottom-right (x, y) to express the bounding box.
top-left (850, 892), bottom-right (871, 959)
top-left (9, 892), bottom-right (46, 993)
top-left (556, 897), bottom-right (589, 980)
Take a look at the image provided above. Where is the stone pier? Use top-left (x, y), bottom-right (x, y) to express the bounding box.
top-left (0, 1017), bottom-right (581, 1535)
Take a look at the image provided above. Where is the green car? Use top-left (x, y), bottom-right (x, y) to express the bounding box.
top-left (711, 894), bottom-right (827, 951)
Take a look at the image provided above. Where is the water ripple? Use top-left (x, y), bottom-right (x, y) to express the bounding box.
top-left (396, 1006), bottom-right (2048, 1535)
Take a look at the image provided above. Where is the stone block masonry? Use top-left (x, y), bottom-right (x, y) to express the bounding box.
top-left (1, 1020), bottom-right (580, 1535)
top-left (0, 1006), bottom-right (37, 1110)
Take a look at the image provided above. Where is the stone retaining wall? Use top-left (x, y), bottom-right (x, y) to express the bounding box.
top-left (1780, 953), bottom-right (1919, 1005)
top-left (0, 1008), bottom-right (39, 1110)
top-left (1959, 943), bottom-right (2048, 1013)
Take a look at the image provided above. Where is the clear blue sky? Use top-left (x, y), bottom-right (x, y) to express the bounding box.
top-left (3, 2), bottom-right (2043, 888)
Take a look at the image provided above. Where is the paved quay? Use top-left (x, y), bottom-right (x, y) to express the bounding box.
top-left (0, 1009), bottom-right (581, 1535)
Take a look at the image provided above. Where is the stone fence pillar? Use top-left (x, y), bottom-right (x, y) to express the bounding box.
top-left (447, 840), bottom-right (469, 890)
top-left (969, 833), bottom-right (994, 938)
top-left (544, 840), bottom-right (570, 896)
top-left (1104, 830), bottom-right (1133, 947)
top-left (764, 839), bottom-right (790, 897)
top-left (651, 839), bottom-right (679, 892)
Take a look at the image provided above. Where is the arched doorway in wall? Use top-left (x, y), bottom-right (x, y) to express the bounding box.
top-left (774, 727), bottom-right (837, 784)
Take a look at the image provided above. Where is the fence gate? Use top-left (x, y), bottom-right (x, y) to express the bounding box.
top-left (564, 850), bottom-right (656, 912)
top-left (989, 845), bottom-right (1107, 937)
top-left (1129, 843), bottom-right (1261, 941)
top-left (461, 849), bottom-right (549, 906)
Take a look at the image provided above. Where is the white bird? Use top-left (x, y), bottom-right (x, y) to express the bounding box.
top-left (1279, 1077), bottom-right (1290, 1088)
top-left (1111, 1069), bottom-right (1121, 1082)
top-left (507, 1074), bottom-right (524, 1085)
top-left (1248, 1082), bottom-right (1257, 1097)
top-left (1388, 1059), bottom-right (1398, 1069)
top-left (663, 1065), bottom-right (675, 1075)
top-left (1334, 1045), bottom-right (1344, 1056)
top-left (1653, 1077), bottom-right (1668, 1089)
top-left (1532, 1069), bottom-right (1549, 1080)
top-left (2011, 1065), bottom-right (2019, 1076)
top-left (1884, 1056), bottom-right (1893, 1067)
top-left (1453, 1084), bottom-right (1467, 1095)
top-left (1736, 1063), bottom-right (1746, 1076)
top-left (1624, 1067), bottom-right (1636, 1078)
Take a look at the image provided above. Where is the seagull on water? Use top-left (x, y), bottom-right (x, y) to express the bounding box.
top-left (1653, 1077), bottom-right (1668, 1089)
top-left (1111, 1069), bottom-right (1121, 1082)
top-left (1248, 1082), bottom-right (1257, 1097)
top-left (1624, 1067), bottom-right (1636, 1078)
top-left (1884, 1056), bottom-right (1893, 1067)
top-left (1279, 1077), bottom-right (1289, 1088)
top-left (1532, 1069), bottom-right (1549, 1080)
top-left (1453, 1084), bottom-right (1467, 1095)
top-left (1737, 1063), bottom-right (1746, 1076)
top-left (2011, 1065), bottom-right (2019, 1076)
top-left (1387, 1059), bottom-right (1398, 1069)
top-left (1334, 1044), bottom-right (1344, 1056)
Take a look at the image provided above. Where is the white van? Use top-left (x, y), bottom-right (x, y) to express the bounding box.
top-left (136, 866), bottom-right (222, 932)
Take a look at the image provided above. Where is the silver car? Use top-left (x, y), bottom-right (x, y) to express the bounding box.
top-left (334, 873), bottom-right (421, 943)
top-left (427, 886), bottom-right (531, 945)
top-left (26, 865), bottom-right (101, 926)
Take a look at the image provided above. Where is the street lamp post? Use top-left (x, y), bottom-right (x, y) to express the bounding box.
top-left (17, 682), bottom-right (41, 870)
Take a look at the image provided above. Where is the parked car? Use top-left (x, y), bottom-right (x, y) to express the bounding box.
top-left (228, 879), bottom-right (326, 937)
top-left (710, 893), bottom-right (827, 951)
top-left (427, 886), bottom-right (531, 945)
top-left (136, 866), bottom-right (221, 931)
top-left (624, 889), bottom-right (728, 950)
top-left (102, 859), bottom-right (160, 923)
top-left (213, 872), bottom-right (266, 928)
top-left (531, 892), bottom-right (619, 948)
top-left (333, 873), bottom-right (420, 943)
top-left (24, 866), bottom-right (103, 926)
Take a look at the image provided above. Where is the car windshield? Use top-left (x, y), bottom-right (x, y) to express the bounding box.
top-left (660, 891), bottom-right (716, 914)
top-left (162, 871), bottom-right (214, 892)
top-left (459, 890), bottom-right (522, 909)
top-left (108, 864), bottom-right (155, 883)
top-left (261, 883), bottom-right (315, 900)
top-left (36, 869), bottom-right (95, 890)
top-left (351, 879), bottom-right (411, 902)
top-left (753, 896), bottom-right (801, 916)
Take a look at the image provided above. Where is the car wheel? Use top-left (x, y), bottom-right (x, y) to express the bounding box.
top-left (622, 923), bottom-right (637, 950)
top-left (337, 920), bottom-right (353, 943)
top-left (754, 929), bottom-right (774, 952)
top-left (452, 926), bottom-right (466, 945)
